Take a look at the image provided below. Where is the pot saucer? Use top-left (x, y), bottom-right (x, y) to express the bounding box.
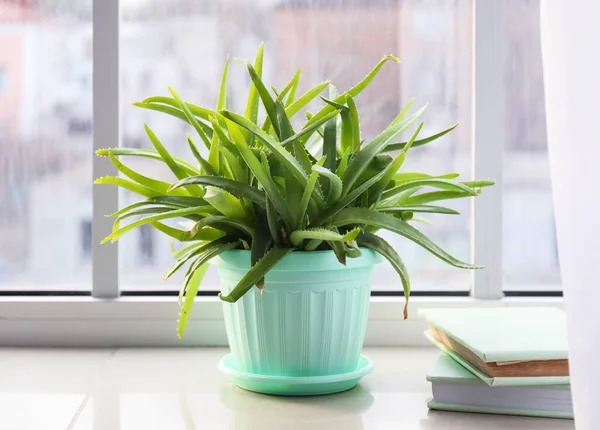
top-left (218, 354), bottom-right (373, 396)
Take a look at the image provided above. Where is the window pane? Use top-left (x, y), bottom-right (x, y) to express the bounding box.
top-left (119, 0), bottom-right (472, 292)
top-left (0, 1), bottom-right (92, 291)
top-left (502, 0), bottom-right (561, 292)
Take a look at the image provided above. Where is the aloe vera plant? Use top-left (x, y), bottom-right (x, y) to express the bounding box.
top-left (95, 45), bottom-right (494, 337)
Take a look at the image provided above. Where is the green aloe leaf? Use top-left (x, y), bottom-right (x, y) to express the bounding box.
top-left (171, 242), bottom-right (205, 259)
top-left (379, 178), bottom-right (478, 207)
top-left (342, 105), bottom-right (427, 195)
top-left (461, 179), bottom-right (496, 188)
top-left (394, 172), bottom-right (460, 183)
top-left (225, 118), bottom-right (294, 228)
top-left (328, 233), bottom-right (347, 265)
top-left (251, 209), bottom-right (273, 265)
top-left (250, 209), bottom-right (273, 291)
top-left (346, 96), bottom-right (361, 151)
top-left (202, 187), bottom-right (247, 220)
top-left (276, 70), bottom-right (300, 104)
top-left (109, 198), bottom-right (212, 239)
top-left (356, 231), bottom-right (410, 319)
top-left (312, 165), bottom-right (342, 204)
top-left (220, 111), bottom-right (309, 187)
top-left (170, 176), bottom-right (266, 207)
top-left (208, 114), bottom-right (237, 152)
top-left (144, 124), bottom-right (204, 197)
top-left (399, 190), bottom-right (475, 206)
top-left (273, 99), bottom-right (313, 181)
top-left (321, 96), bottom-right (354, 153)
top-left (284, 81), bottom-right (330, 121)
top-left (96, 148), bottom-right (199, 176)
top-left (150, 222), bottom-right (191, 242)
top-left (219, 145), bottom-right (247, 184)
top-left (410, 216), bottom-right (431, 224)
top-left (296, 157), bottom-right (324, 229)
top-left (206, 57), bottom-right (230, 172)
top-left (394, 98), bottom-right (415, 125)
top-left (311, 162), bottom-right (389, 226)
top-left (219, 247), bottom-right (294, 303)
top-left (132, 101), bottom-right (214, 141)
top-left (102, 207), bottom-right (209, 244)
top-left (244, 43), bottom-right (264, 139)
top-left (147, 195), bottom-right (209, 208)
top-left (108, 201), bottom-right (159, 218)
top-left (379, 205), bottom-right (460, 215)
top-left (322, 112), bottom-right (338, 192)
top-left (177, 262), bottom-right (209, 339)
top-left (290, 227), bottom-right (360, 248)
top-left (244, 60), bottom-right (282, 139)
top-left (280, 110), bottom-right (340, 149)
top-left (336, 147), bottom-right (351, 177)
top-left (141, 95), bottom-right (214, 120)
top-left (177, 239), bottom-right (240, 338)
top-left (261, 69), bottom-right (301, 133)
top-left (284, 69), bottom-right (301, 107)
top-left (94, 176), bottom-right (159, 198)
top-left (168, 87), bottom-right (212, 150)
top-left (187, 137), bottom-right (218, 176)
top-left (114, 207), bottom-right (200, 223)
top-left (384, 124), bottom-right (458, 152)
top-left (367, 123), bottom-right (423, 205)
top-left (355, 154), bottom-right (393, 188)
top-left (221, 110), bottom-right (334, 210)
top-left (188, 226), bottom-right (227, 241)
top-left (217, 56), bottom-right (230, 111)
top-left (345, 242), bottom-right (362, 258)
top-left (164, 236), bottom-right (237, 281)
top-left (149, 221), bottom-right (224, 242)
top-left (304, 55), bottom-right (399, 128)
top-left (266, 196), bottom-right (282, 246)
top-left (107, 154), bottom-right (190, 197)
top-left (111, 200), bottom-right (208, 224)
top-left (331, 207), bottom-right (481, 269)
top-left (223, 108), bottom-right (338, 162)
top-left (209, 115), bottom-right (248, 184)
top-left (191, 215), bottom-right (253, 239)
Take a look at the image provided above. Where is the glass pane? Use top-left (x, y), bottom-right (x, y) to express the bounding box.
top-left (119, 0), bottom-right (472, 292)
top-left (0, 1), bottom-right (92, 291)
top-left (502, 0), bottom-right (561, 292)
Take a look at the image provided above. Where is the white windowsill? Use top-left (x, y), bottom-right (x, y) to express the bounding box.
top-left (0, 347), bottom-right (574, 429)
top-left (0, 296), bottom-right (564, 347)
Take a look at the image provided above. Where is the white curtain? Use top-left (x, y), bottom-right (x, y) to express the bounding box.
top-left (541, 1), bottom-right (600, 427)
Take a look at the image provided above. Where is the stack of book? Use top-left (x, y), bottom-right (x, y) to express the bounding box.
top-left (419, 307), bottom-right (573, 419)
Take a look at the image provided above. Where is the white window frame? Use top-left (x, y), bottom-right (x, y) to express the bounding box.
top-left (0, 0), bottom-right (562, 347)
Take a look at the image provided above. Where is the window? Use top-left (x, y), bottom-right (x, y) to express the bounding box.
top-left (138, 224), bottom-right (154, 265)
top-left (502, 0), bottom-right (561, 293)
top-left (119, 0), bottom-right (473, 293)
top-left (81, 220), bottom-right (92, 259)
top-left (0, 0), bottom-right (564, 347)
top-left (0, 0), bottom-right (92, 292)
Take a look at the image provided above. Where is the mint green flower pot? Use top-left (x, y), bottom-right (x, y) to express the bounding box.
top-left (214, 249), bottom-right (382, 379)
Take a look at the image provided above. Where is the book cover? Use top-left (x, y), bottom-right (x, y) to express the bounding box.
top-left (426, 399), bottom-right (574, 420)
top-left (425, 331), bottom-right (570, 386)
top-left (419, 307), bottom-right (568, 363)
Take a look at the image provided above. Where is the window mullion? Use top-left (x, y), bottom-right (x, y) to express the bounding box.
top-left (471, 0), bottom-right (504, 299)
top-left (92, 0), bottom-right (120, 298)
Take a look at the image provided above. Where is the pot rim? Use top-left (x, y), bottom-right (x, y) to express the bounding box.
top-left (212, 247), bottom-right (383, 272)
